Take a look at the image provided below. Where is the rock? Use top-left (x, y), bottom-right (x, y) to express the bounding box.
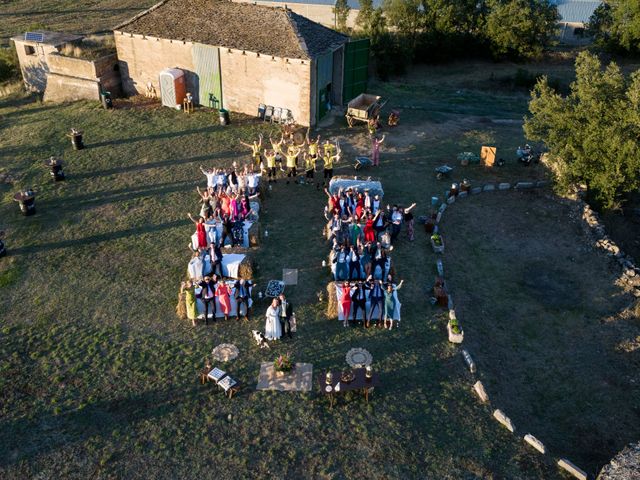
top-left (458, 191), bottom-right (468, 199)
top-left (493, 409), bottom-right (515, 432)
top-left (462, 349), bottom-right (476, 373)
top-left (483, 184), bottom-right (496, 192)
top-left (471, 186), bottom-right (482, 194)
top-left (515, 182), bottom-right (534, 189)
top-left (447, 295), bottom-right (454, 310)
top-left (524, 434), bottom-right (546, 454)
top-left (598, 441), bottom-right (640, 480)
top-left (557, 459), bottom-right (588, 480)
top-left (498, 182), bottom-right (511, 190)
top-left (473, 380), bottom-right (488, 402)
top-left (435, 212), bottom-right (442, 224)
top-left (438, 203), bottom-right (447, 214)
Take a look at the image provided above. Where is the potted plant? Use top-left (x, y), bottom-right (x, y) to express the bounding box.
top-left (447, 318), bottom-right (464, 343)
top-left (431, 232), bottom-right (445, 253)
top-left (274, 352), bottom-right (294, 376)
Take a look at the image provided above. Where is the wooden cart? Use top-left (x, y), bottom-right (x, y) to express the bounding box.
top-left (345, 93), bottom-right (386, 127)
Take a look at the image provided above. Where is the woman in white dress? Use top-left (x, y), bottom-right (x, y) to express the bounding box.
top-left (264, 298), bottom-right (282, 340)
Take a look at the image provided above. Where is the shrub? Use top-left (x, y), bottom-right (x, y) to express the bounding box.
top-left (0, 45), bottom-right (19, 83)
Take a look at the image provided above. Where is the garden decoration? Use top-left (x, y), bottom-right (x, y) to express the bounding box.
top-left (431, 232), bottom-right (444, 253)
top-left (211, 343), bottom-right (239, 362)
top-left (345, 348), bottom-right (373, 368)
top-left (274, 352), bottom-right (294, 376)
top-left (265, 280), bottom-right (285, 297)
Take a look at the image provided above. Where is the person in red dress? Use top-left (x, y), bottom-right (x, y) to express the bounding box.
top-left (340, 281), bottom-right (353, 328)
top-left (215, 280), bottom-right (233, 321)
top-left (188, 213), bottom-right (208, 249)
top-left (355, 192), bottom-right (364, 220)
top-left (363, 213), bottom-right (376, 243)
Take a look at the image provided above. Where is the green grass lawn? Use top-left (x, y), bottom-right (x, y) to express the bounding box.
top-left (0, 62), bottom-right (636, 479)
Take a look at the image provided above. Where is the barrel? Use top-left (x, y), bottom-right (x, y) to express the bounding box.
top-left (71, 133), bottom-right (84, 150)
top-left (219, 109), bottom-right (230, 126)
top-left (100, 91), bottom-right (112, 109)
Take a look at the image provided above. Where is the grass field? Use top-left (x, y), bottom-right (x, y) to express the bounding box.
top-left (1, 60), bottom-right (638, 479)
top-left (0, 0), bottom-right (157, 46)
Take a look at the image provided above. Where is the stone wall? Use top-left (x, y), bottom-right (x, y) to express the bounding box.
top-left (12, 40), bottom-right (60, 92)
top-left (114, 31), bottom-right (313, 125)
top-left (43, 52), bottom-right (121, 102)
top-left (219, 48), bottom-right (312, 126)
top-left (114, 32), bottom-right (196, 98)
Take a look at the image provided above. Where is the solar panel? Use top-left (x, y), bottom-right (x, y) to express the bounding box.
top-left (24, 32), bottom-right (44, 43)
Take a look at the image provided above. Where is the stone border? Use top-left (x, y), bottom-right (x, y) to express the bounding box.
top-left (432, 179), bottom-right (603, 479)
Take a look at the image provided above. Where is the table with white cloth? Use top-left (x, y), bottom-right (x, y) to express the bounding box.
top-left (334, 284), bottom-right (401, 321)
top-left (194, 280), bottom-right (253, 318)
top-left (187, 253), bottom-right (247, 280)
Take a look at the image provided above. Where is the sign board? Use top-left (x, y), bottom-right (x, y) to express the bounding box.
top-left (481, 146), bottom-right (497, 167)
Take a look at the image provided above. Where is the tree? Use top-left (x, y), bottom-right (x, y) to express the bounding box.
top-left (382, 0), bottom-right (424, 48)
top-left (333, 0), bottom-right (351, 32)
top-left (524, 52), bottom-right (640, 209)
top-left (356, 0), bottom-right (375, 33)
top-left (588, 0), bottom-right (640, 53)
top-left (484, 0), bottom-right (558, 59)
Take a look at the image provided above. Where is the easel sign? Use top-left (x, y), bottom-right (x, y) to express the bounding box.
top-left (480, 146), bottom-right (497, 167)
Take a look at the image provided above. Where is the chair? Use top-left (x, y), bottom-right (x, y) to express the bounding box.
top-left (271, 107), bottom-right (282, 124)
top-left (281, 109), bottom-right (293, 124)
top-left (264, 105), bottom-right (274, 122)
top-left (258, 103), bottom-right (266, 119)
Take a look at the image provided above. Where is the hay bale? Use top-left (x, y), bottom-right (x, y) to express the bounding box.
top-left (175, 291), bottom-right (187, 320)
top-left (238, 254), bottom-right (255, 279)
top-left (326, 281), bottom-right (338, 318)
top-left (248, 221), bottom-right (261, 247)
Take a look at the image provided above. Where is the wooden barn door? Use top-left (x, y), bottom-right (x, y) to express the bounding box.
top-left (342, 39), bottom-right (369, 104)
top-left (193, 44), bottom-right (223, 108)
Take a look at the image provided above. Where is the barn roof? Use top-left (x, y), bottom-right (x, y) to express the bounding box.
top-left (115, 0), bottom-right (349, 59)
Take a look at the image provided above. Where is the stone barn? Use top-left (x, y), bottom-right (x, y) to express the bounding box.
top-left (11, 31), bottom-right (83, 92)
top-left (113, 0), bottom-right (369, 126)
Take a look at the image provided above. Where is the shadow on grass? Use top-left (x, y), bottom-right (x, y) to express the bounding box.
top-left (0, 385), bottom-right (193, 467)
top-left (87, 125), bottom-right (220, 149)
top-left (71, 151), bottom-right (244, 179)
top-left (8, 219), bottom-right (188, 255)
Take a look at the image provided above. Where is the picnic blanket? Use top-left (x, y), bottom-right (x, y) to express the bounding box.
top-left (194, 280), bottom-right (253, 318)
top-left (328, 176), bottom-right (384, 197)
top-left (334, 284), bottom-right (401, 321)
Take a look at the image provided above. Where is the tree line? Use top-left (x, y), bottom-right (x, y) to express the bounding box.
top-left (334, 0), bottom-right (559, 77)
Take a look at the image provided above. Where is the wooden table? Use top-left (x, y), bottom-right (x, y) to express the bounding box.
top-left (318, 368), bottom-right (380, 408)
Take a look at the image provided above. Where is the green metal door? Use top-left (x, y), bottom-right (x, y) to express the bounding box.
top-left (342, 39), bottom-right (369, 104)
top-left (192, 44), bottom-right (223, 108)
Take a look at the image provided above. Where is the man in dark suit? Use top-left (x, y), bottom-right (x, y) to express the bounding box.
top-left (278, 293), bottom-right (294, 339)
top-left (234, 279), bottom-right (252, 320)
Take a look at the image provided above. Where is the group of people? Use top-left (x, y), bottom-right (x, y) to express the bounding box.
top-left (264, 293), bottom-right (296, 340)
top-left (325, 187), bottom-right (417, 284)
top-left (240, 130), bottom-right (341, 187)
top-left (338, 278), bottom-right (403, 329)
top-left (180, 277), bottom-right (254, 326)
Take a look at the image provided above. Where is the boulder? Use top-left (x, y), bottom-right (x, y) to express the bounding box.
top-left (557, 459), bottom-right (588, 480)
top-left (493, 409), bottom-right (515, 432)
top-left (473, 381), bottom-right (488, 402)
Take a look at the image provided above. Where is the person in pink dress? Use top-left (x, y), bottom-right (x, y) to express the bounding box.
top-left (188, 213), bottom-right (208, 249)
top-left (215, 280), bottom-right (233, 321)
top-left (371, 135), bottom-right (385, 167)
top-left (340, 281), bottom-right (353, 328)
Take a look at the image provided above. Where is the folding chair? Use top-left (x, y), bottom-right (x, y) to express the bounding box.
top-left (264, 105), bottom-right (274, 122)
top-left (258, 103), bottom-right (266, 119)
top-left (271, 107), bottom-right (282, 124)
top-left (282, 109), bottom-right (293, 124)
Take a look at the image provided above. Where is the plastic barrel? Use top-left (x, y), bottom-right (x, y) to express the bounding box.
top-left (219, 109), bottom-right (230, 126)
top-left (100, 91), bottom-right (112, 109)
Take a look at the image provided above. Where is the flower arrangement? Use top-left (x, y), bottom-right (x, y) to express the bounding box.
top-left (449, 318), bottom-right (461, 334)
top-left (431, 233), bottom-right (442, 246)
top-left (274, 352), bottom-right (294, 373)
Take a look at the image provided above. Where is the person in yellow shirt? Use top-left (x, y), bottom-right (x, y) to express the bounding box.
top-left (264, 149), bottom-right (277, 183)
top-left (240, 134), bottom-right (263, 169)
top-left (269, 133), bottom-right (284, 171)
top-left (303, 151), bottom-right (316, 186)
top-left (322, 141), bottom-right (340, 186)
top-left (284, 143), bottom-right (301, 183)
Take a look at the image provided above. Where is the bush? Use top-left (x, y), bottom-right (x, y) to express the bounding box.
top-left (0, 45), bottom-right (19, 83)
